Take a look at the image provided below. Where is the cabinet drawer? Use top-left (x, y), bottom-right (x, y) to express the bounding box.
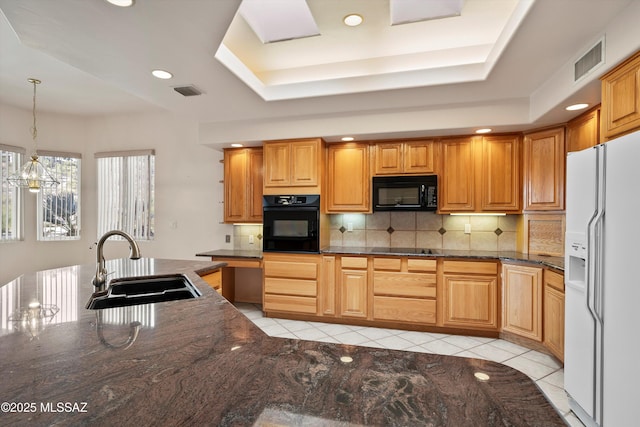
top-left (407, 258), bottom-right (437, 272)
top-left (264, 294), bottom-right (317, 314)
top-left (373, 272), bottom-right (436, 298)
top-left (264, 277), bottom-right (317, 297)
top-left (341, 256), bottom-right (368, 269)
top-left (211, 257), bottom-right (262, 268)
top-left (264, 260), bottom-right (317, 279)
top-left (443, 260), bottom-right (497, 275)
top-left (545, 270), bottom-right (564, 292)
top-left (373, 257), bottom-right (401, 271)
top-left (373, 297), bottom-right (436, 324)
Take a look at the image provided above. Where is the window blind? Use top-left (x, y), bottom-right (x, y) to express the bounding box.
top-left (96, 150), bottom-right (155, 240)
top-left (1, 144), bottom-right (25, 242)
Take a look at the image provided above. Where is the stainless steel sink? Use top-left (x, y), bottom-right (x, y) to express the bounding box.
top-left (86, 274), bottom-right (202, 310)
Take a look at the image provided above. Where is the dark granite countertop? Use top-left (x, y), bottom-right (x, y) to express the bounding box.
top-left (0, 258), bottom-right (564, 426)
top-left (195, 247), bottom-right (564, 271)
top-left (322, 246), bottom-right (565, 271)
top-left (196, 248), bottom-right (263, 259)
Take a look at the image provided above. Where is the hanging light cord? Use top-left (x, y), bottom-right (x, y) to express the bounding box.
top-left (28, 78), bottom-right (41, 153)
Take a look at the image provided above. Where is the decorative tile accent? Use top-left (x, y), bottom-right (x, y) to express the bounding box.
top-left (386, 226), bottom-right (395, 234)
top-left (257, 234), bottom-right (262, 240)
top-left (494, 228), bottom-right (503, 236)
top-left (339, 226), bottom-right (346, 234)
top-left (438, 227), bottom-right (447, 235)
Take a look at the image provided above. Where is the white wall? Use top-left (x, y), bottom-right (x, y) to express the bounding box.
top-left (0, 104), bottom-right (233, 285)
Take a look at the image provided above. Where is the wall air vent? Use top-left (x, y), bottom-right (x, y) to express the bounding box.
top-left (173, 85), bottom-right (202, 97)
top-left (574, 38), bottom-right (605, 82)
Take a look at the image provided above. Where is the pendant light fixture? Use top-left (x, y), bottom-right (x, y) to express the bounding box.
top-left (7, 78), bottom-right (59, 193)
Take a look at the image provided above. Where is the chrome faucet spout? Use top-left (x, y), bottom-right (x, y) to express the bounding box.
top-left (92, 230), bottom-right (141, 288)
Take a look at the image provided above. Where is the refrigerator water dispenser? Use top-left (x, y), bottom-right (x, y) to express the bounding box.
top-left (566, 231), bottom-right (587, 288)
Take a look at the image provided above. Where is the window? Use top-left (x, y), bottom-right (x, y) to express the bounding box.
top-left (96, 150), bottom-right (155, 240)
top-left (37, 151), bottom-right (81, 241)
top-left (1, 144), bottom-right (24, 242)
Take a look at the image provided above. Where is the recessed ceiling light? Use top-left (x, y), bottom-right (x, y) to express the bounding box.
top-left (151, 69), bottom-right (173, 80)
top-left (566, 103), bottom-right (589, 111)
top-left (341, 137), bottom-right (355, 142)
top-left (231, 143), bottom-right (243, 148)
top-left (105, 0), bottom-right (135, 7)
top-left (343, 14), bottom-right (363, 27)
top-left (475, 128), bottom-right (492, 134)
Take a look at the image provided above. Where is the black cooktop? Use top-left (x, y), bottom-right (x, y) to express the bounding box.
top-left (370, 247), bottom-right (441, 255)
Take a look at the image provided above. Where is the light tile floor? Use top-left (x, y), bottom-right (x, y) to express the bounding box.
top-left (234, 302), bottom-right (585, 427)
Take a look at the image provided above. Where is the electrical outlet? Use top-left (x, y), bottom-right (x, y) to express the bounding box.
top-left (225, 234), bottom-right (231, 243)
top-left (464, 223), bottom-right (471, 234)
top-left (249, 234), bottom-right (254, 244)
top-left (347, 222), bottom-right (353, 232)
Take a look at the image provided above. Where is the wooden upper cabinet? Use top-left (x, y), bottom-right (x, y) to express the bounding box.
top-left (440, 135), bottom-right (521, 213)
top-left (567, 107), bottom-right (600, 153)
top-left (326, 142), bottom-right (370, 212)
top-left (405, 140), bottom-right (436, 173)
top-left (479, 135), bottom-right (521, 212)
top-left (373, 142), bottom-right (403, 175)
top-left (290, 141), bottom-right (319, 186)
top-left (247, 149), bottom-right (264, 220)
top-left (263, 138), bottom-right (322, 194)
top-left (223, 148), bottom-right (263, 223)
top-left (439, 137), bottom-right (476, 212)
top-left (601, 50), bottom-right (640, 141)
top-left (523, 127), bottom-right (565, 211)
top-left (263, 142), bottom-right (290, 186)
top-left (373, 140), bottom-right (436, 175)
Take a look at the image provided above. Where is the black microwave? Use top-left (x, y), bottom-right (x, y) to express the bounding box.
top-left (372, 175), bottom-right (437, 212)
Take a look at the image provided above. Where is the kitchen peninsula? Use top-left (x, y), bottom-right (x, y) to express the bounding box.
top-left (0, 258), bottom-right (565, 426)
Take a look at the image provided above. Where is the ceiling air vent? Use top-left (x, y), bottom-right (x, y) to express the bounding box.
top-left (173, 85), bottom-right (202, 97)
top-left (574, 38), bottom-right (604, 82)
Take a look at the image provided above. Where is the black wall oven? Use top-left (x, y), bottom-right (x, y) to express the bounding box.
top-left (262, 195), bottom-right (320, 253)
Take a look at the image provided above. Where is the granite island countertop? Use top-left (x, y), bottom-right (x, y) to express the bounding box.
top-left (0, 258), bottom-right (564, 426)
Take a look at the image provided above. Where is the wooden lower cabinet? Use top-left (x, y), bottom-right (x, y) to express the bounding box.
top-left (200, 270), bottom-right (222, 294)
top-left (441, 260), bottom-right (499, 330)
top-left (340, 256), bottom-right (368, 318)
top-left (319, 256), bottom-right (337, 316)
top-left (263, 253), bottom-right (320, 315)
top-left (373, 257), bottom-right (437, 324)
top-left (261, 254), bottom-right (564, 361)
top-left (502, 263), bottom-right (543, 341)
top-left (543, 269), bottom-right (565, 361)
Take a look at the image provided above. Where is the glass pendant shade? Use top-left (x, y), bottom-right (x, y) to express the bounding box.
top-left (7, 154), bottom-right (59, 193)
top-left (6, 78), bottom-right (59, 193)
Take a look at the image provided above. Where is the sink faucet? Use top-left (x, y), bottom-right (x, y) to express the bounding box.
top-left (92, 230), bottom-right (141, 288)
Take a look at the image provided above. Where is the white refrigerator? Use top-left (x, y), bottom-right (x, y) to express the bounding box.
top-left (565, 129), bottom-right (640, 427)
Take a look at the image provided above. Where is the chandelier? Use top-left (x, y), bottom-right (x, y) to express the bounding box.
top-left (7, 78), bottom-right (59, 193)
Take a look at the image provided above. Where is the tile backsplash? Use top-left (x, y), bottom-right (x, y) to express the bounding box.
top-left (330, 212), bottom-right (518, 251)
top-left (233, 224), bottom-right (263, 250)
top-left (234, 212), bottom-right (518, 252)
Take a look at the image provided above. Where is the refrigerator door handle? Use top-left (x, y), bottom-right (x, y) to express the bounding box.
top-left (586, 146), bottom-right (605, 327)
top-left (584, 144), bottom-right (606, 427)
